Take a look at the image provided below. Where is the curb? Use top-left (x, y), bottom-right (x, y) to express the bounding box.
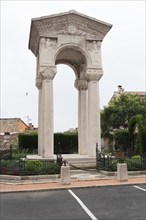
top-left (100, 170), bottom-right (146, 176)
top-left (1, 176), bottom-right (145, 194)
top-left (0, 174), bottom-right (60, 181)
top-left (1, 180), bottom-right (145, 194)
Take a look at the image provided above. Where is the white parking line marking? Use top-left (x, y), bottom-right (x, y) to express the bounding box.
top-left (134, 185), bottom-right (146, 192)
top-left (68, 189), bottom-right (98, 220)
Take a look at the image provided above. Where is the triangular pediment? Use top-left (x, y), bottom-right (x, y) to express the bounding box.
top-left (29, 10), bottom-right (112, 56)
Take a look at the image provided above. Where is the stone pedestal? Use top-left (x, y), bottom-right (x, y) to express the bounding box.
top-left (117, 163), bottom-right (128, 181)
top-left (61, 165), bottom-right (71, 185)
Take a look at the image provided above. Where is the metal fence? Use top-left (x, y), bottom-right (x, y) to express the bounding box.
top-left (0, 159), bottom-right (62, 176)
top-left (0, 146), bottom-right (66, 176)
top-left (0, 153), bottom-right (64, 176)
top-left (96, 151), bottom-right (146, 172)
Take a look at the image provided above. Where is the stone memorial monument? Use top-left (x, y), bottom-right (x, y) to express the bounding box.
top-left (28, 10), bottom-right (112, 159)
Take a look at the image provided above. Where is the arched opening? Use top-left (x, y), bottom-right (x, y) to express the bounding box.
top-left (54, 64), bottom-right (78, 132)
top-left (53, 46), bottom-right (89, 155)
top-left (54, 64), bottom-right (78, 154)
top-left (53, 46), bottom-right (88, 154)
top-left (54, 45), bottom-right (88, 77)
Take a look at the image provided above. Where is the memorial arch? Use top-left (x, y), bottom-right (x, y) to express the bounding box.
top-left (29, 10), bottom-right (112, 158)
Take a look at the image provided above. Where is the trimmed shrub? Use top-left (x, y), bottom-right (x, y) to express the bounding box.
top-left (106, 157), bottom-right (144, 172)
top-left (0, 159), bottom-right (61, 175)
top-left (18, 132), bottom-right (38, 152)
top-left (132, 155), bottom-right (141, 159)
top-left (54, 132), bottom-right (78, 154)
top-left (24, 160), bottom-right (43, 174)
top-left (20, 160), bottom-right (60, 175)
top-left (126, 157), bottom-right (143, 171)
top-left (18, 132), bottom-right (78, 154)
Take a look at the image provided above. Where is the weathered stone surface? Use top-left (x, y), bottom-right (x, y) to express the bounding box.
top-left (61, 165), bottom-right (71, 185)
top-left (29, 10), bottom-right (112, 56)
top-left (117, 163), bottom-right (128, 181)
top-left (0, 118), bottom-right (28, 133)
top-left (29, 10), bottom-right (112, 158)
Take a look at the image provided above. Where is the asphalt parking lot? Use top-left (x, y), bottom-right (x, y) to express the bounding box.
top-left (1, 184), bottom-right (146, 220)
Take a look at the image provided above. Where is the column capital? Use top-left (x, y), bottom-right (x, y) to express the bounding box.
top-left (36, 76), bottom-right (42, 89)
top-left (85, 68), bottom-right (103, 81)
top-left (74, 79), bottom-right (88, 90)
top-left (40, 66), bottom-right (57, 80)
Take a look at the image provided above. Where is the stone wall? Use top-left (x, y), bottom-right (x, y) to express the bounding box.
top-left (0, 118), bottom-right (29, 149)
top-left (0, 118), bottom-right (28, 133)
top-left (0, 133), bottom-right (19, 150)
top-left (19, 120), bottom-right (29, 133)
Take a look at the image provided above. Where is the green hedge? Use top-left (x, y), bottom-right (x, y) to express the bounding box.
top-left (18, 132), bottom-right (38, 152)
top-left (54, 133), bottom-right (78, 154)
top-left (20, 160), bottom-right (60, 175)
top-left (18, 132), bottom-right (78, 154)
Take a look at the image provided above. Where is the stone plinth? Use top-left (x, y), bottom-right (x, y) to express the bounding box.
top-left (61, 165), bottom-right (71, 185)
top-left (26, 154), bottom-right (96, 169)
top-left (117, 163), bottom-right (128, 181)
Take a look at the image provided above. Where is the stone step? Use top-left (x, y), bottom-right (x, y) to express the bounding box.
top-left (26, 154), bottom-right (96, 169)
top-left (65, 158), bottom-right (96, 170)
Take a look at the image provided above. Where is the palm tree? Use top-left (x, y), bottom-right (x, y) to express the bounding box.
top-left (128, 114), bottom-right (146, 155)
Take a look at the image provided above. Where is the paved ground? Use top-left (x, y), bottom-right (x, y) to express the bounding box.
top-left (1, 184), bottom-right (146, 220)
top-left (0, 170), bottom-right (146, 193)
top-left (0, 171), bottom-right (146, 219)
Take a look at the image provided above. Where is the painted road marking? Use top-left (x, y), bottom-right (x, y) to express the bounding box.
top-left (68, 189), bottom-right (98, 220)
top-left (134, 185), bottom-right (146, 192)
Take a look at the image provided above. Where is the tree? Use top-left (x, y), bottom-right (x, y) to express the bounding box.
top-left (114, 129), bottom-right (131, 151)
top-left (128, 114), bottom-right (146, 155)
top-left (101, 93), bottom-right (146, 151)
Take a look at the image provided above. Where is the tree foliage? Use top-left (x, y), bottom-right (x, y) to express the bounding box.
top-left (101, 93), bottom-right (146, 151)
top-left (101, 94), bottom-right (146, 136)
top-left (114, 129), bottom-right (131, 151)
top-left (128, 114), bottom-right (146, 155)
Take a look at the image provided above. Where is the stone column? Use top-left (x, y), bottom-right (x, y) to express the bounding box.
top-left (74, 79), bottom-right (88, 155)
top-left (86, 68), bottom-right (103, 157)
top-left (36, 75), bottom-right (43, 156)
top-left (39, 66), bottom-right (56, 158)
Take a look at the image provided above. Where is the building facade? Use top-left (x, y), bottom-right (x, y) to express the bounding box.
top-left (0, 118), bottom-right (29, 149)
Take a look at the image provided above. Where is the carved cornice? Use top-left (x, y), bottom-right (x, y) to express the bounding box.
top-left (85, 68), bottom-right (103, 81)
top-left (74, 79), bottom-right (88, 90)
top-left (29, 10), bottom-right (112, 56)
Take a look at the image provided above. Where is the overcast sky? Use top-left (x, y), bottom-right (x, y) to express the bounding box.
top-left (1, 1), bottom-right (145, 132)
